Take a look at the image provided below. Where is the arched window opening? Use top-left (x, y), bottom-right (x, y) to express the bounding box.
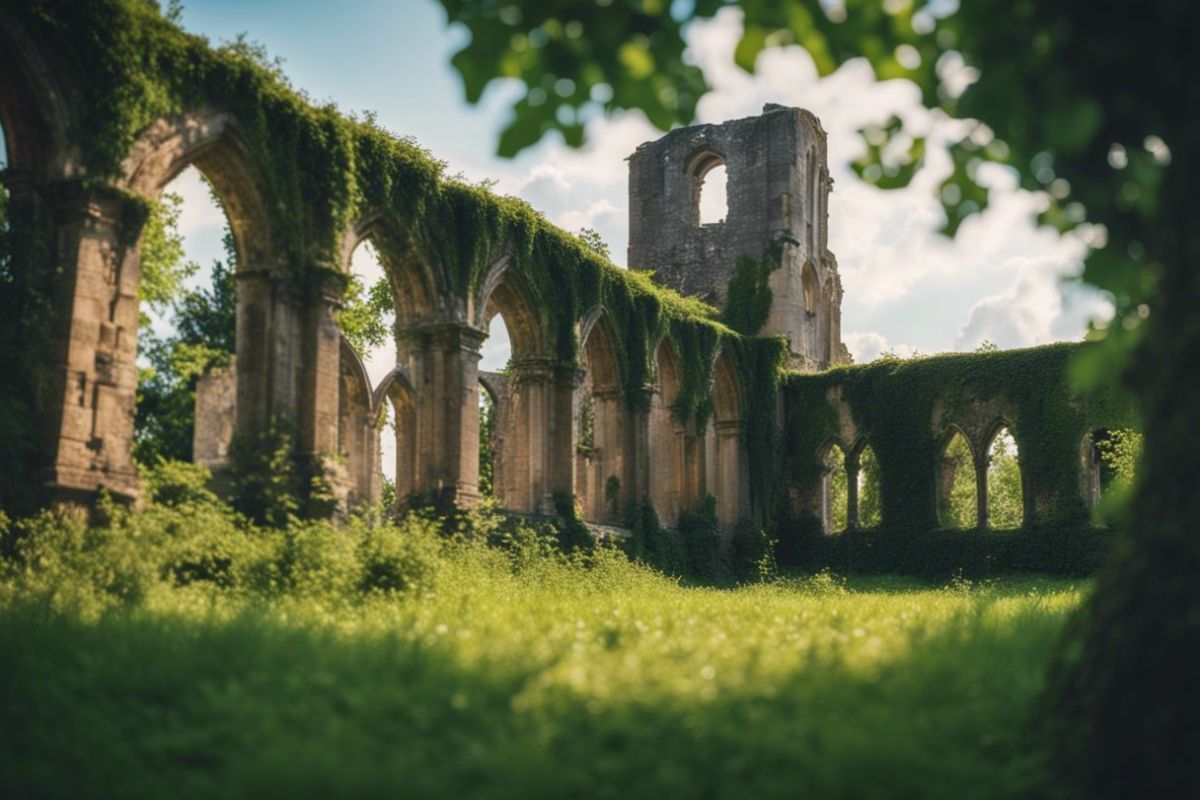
top-left (575, 315), bottom-right (626, 524)
top-left (377, 371), bottom-right (416, 508)
top-left (821, 442), bottom-right (848, 533)
top-left (478, 379), bottom-right (499, 499)
top-left (986, 427), bottom-right (1024, 529)
top-left (856, 443), bottom-right (882, 529)
top-left (938, 429), bottom-right (978, 528)
top-left (343, 240), bottom-right (395, 384)
top-left (1084, 427), bottom-right (1143, 522)
top-left (802, 262), bottom-right (819, 316)
top-left (135, 165), bottom-right (238, 470)
top-left (337, 240), bottom-right (396, 509)
top-left (688, 149), bottom-right (727, 227)
top-left (707, 351), bottom-right (746, 531)
top-left (478, 312), bottom-right (512, 502)
top-left (698, 163), bottom-right (727, 225)
top-left (649, 339), bottom-right (692, 526)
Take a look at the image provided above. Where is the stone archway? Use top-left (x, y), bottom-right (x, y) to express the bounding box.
top-left (575, 310), bottom-right (629, 524)
top-left (474, 258), bottom-right (570, 514)
top-left (706, 347), bottom-right (747, 538)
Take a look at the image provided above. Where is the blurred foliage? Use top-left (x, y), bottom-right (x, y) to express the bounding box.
top-left (440, 0), bottom-right (1181, 391)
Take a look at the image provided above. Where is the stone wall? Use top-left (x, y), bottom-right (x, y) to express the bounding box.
top-left (628, 103), bottom-right (847, 369)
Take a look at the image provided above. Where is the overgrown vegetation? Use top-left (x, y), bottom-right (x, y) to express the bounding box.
top-left (783, 343), bottom-right (1136, 539)
top-left (0, 470), bottom-right (1087, 797)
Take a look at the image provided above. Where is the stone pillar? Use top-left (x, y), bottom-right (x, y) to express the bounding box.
top-left (39, 183), bottom-right (145, 508)
top-left (397, 323), bottom-right (485, 509)
top-left (234, 269), bottom-right (280, 433)
top-left (593, 387), bottom-right (627, 522)
top-left (629, 385), bottom-right (654, 510)
top-left (502, 358), bottom-right (575, 515)
top-left (713, 420), bottom-right (747, 536)
top-left (298, 277), bottom-right (343, 465)
top-left (975, 454), bottom-right (990, 530)
top-left (846, 453), bottom-right (860, 531)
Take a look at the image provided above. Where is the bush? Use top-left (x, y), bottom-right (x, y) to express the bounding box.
top-left (731, 517), bottom-right (776, 581)
top-left (141, 458), bottom-right (220, 507)
top-left (626, 504), bottom-right (688, 577)
top-left (552, 492), bottom-right (595, 554)
top-left (678, 496), bottom-right (723, 583)
top-left (355, 516), bottom-right (441, 596)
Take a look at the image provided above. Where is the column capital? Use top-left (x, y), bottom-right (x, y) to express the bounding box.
top-left (398, 321), bottom-right (488, 352)
top-left (48, 179), bottom-right (144, 229)
top-left (714, 419), bottom-right (744, 435)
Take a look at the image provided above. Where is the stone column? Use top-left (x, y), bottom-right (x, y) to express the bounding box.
top-left (714, 420), bottom-right (747, 536)
top-left (397, 323), bottom-right (485, 509)
top-left (592, 387), bottom-right (627, 522)
top-left (845, 452), bottom-right (861, 531)
top-left (975, 454), bottom-right (990, 530)
top-left (628, 385), bottom-right (654, 510)
top-left (297, 276), bottom-right (343, 464)
top-left (38, 183), bottom-right (145, 509)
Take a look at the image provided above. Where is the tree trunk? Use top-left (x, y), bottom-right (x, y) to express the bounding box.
top-left (1052, 133), bottom-right (1200, 798)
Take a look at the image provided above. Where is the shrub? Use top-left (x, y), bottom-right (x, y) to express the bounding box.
top-left (731, 517), bottom-right (776, 581)
top-left (678, 496), bottom-right (723, 583)
top-left (355, 516), bottom-right (441, 596)
top-left (141, 458), bottom-right (220, 508)
top-left (552, 492), bottom-right (595, 554)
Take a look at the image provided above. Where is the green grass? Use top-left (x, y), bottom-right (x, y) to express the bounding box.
top-left (0, 499), bottom-right (1083, 798)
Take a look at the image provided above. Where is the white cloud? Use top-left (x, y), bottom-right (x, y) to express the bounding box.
top-left (165, 165), bottom-right (227, 238)
top-left (843, 331), bottom-right (915, 363)
top-left (954, 258), bottom-right (1112, 351)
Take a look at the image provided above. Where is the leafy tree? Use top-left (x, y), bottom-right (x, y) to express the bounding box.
top-left (440, 3), bottom-right (1200, 793)
top-left (339, 269), bottom-right (395, 357)
top-left (137, 192), bottom-right (196, 314)
top-left (576, 227), bottom-right (610, 260)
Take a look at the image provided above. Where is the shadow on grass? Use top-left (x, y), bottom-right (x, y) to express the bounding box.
top-left (0, 592), bottom-right (1071, 800)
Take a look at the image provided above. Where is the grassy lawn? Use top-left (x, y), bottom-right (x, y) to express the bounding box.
top-left (0, 508), bottom-right (1084, 799)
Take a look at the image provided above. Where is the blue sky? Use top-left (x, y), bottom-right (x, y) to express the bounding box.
top-left (115, 2), bottom-right (1110, 379)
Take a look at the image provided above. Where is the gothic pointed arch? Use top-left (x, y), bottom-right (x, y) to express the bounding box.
top-left (575, 308), bottom-right (629, 523)
top-left (120, 110), bottom-right (273, 269)
top-left (338, 212), bottom-right (443, 327)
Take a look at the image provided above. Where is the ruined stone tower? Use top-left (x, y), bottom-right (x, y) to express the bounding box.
top-left (628, 103), bottom-right (848, 370)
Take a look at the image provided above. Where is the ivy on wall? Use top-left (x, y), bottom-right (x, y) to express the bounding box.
top-left (781, 343), bottom-right (1138, 540)
top-left (3, 0), bottom-right (789, 520)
